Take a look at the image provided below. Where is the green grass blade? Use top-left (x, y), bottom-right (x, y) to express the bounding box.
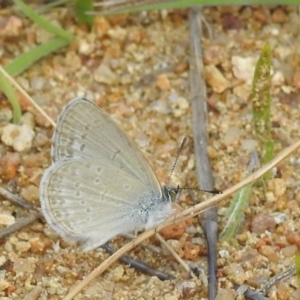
top-left (4, 38), bottom-right (70, 76)
top-left (13, 0), bottom-right (73, 41)
top-left (220, 151), bottom-right (259, 241)
top-left (95, 0), bottom-right (300, 15)
top-left (0, 73), bottom-right (22, 123)
top-left (220, 184), bottom-right (252, 241)
top-left (35, 0), bottom-right (70, 13)
top-left (74, 0), bottom-right (94, 27)
top-left (295, 252), bottom-right (300, 287)
top-left (264, 139), bottom-right (275, 164)
top-left (251, 43), bottom-right (274, 180)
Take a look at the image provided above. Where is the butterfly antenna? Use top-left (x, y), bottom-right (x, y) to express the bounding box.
top-left (167, 138), bottom-right (222, 195)
top-left (178, 186), bottom-right (222, 195)
top-left (168, 137), bottom-right (187, 185)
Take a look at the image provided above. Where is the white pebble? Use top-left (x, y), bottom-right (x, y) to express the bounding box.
top-left (94, 64), bottom-right (119, 85)
top-left (231, 55), bottom-right (257, 82)
top-left (241, 139), bottom-right (257, 151)
top-left (0, 214), bottom-right (15, 226)
top-left (271, 212), bottom-right (287, 224)
top-left (224, 127), bottom-right (241, 145)
top-left (1, 124), bottom-right (35, 152)
top-left (15, 241), bottom-right (31, 252)
top-left (30, 76), bottom-right (46, 90)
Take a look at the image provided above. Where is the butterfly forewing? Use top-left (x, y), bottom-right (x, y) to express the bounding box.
top-left (51, 98), bottom-right (160, 191)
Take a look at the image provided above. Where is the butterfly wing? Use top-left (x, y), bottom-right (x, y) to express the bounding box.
top-left (51, 98), bottom-right (160, 191)
top-left (40, 158), bottom-right (162, 251)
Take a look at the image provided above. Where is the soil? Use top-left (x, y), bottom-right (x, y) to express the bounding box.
top-left (1, 3), bottom-right (300, 300)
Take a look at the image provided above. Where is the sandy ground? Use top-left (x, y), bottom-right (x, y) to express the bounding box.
top-left (1, 4), bottom-right (300, 300)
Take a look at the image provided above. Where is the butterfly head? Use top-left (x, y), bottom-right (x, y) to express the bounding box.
top-left (162, 185), bottom-right (180, 203)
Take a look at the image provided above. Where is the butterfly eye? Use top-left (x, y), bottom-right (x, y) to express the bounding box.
top-left (162, 186), bottom-right (179, 203)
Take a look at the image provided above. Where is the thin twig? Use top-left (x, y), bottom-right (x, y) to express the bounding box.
top-left (0, 187), bottom-right (38, 211)
top-left (122, 232), bottom-right (161, 253)
top-left (235, 285), bottom-right (270, 300)
top-left (94, 0), bottom-right (167, 8)
top-left (235, 265), bottom-right (296, 300)
top-left (62, 137), bottom-right (300, 300)
top-left (244, 290), bottom-right (270, 300)
top-left (260, 264), bottom-right (295, 294)
top-left (189, 7), bottom-right (218, 300)
top-left (0, 66), bottom-right (56, 128)
top-left (100, 243), bottom-right (175, 281)
top-left (0, 213), bottom-right (41, 239)
top-left (155, 232), bottom-right (196, 279)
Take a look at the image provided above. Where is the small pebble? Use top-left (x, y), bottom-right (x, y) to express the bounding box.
top-left (281, 245), bottom-right (297, 257)
top-left (30, 76), bottom-right (46, 90)
top-left (216, 289), bottom-right (235, 300)
top-left (205, 64), bottom-right (230, 93)
top-left (241, 139), bottom-right (257, 151)
top-left (258, 245), bottom-right (279, 262)
top-left (271, 8), bottom-right (287, 23)
top-left (0, 256), bottom-right (7, 267)
top-left (156, 74), bottom-right (171, 90)
top-left (94, 64), bottom-right (119, 85)
top-left (22, 153), bottom-right (48, 168)
top-left (0, 152), bottom-right (21, 180)
top-left (224, 127), bottom-right (242, 145)
top-left (165, 239), bottom-right (183, 257)
top-left (33, 132), bottom-right (50, 147)
top-left (0, 107), bottom-right (12, 123)
top-left (15, 241), bottom-right (31, 253)
top-left (161, 220), bottom-right (190, 239)
top-left (251, 213), bottom-right (276, 234)
top-left (1, 124), bottom-right (35, 152)
top-left (267, 178), bottom-right (287, 197)
top-left (0, 214), bottom-right (15, 226)
top-left (175, 280), bottom-right (196, 298)
top-left (231, 55), bottom-right (256, 82)
top-left (29, 238), bottom-right (46, 254)
top-left (112, 265), bottom-right (124, 281)
top-left (183, 241), bottom-right (201, 261)
top-left (20, 184), bottom-right (39, 203)
top-left (20, 112), bottom-right (35, 128)
top-left (23, 286), bottom-right (42, 300)
top-left (0, 279), bottom-right (10, 292)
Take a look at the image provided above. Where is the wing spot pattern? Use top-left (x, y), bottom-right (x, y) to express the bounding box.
top-left (74, 181), bottom-right (81, 188)
top-left (94, 178), bottom-right (101, 184)
top-left (54, 211), bottom-right (62, 219)
top-left (124, 184), bottom-right (131, 191)
top-left (99, 190), bottom-right (108, 203)
top-left (80, 144), bottom-right (85, 151)
top-left (112, 149), bottom-right (121, 161)
top-left (65, 148), bottom-right (73, 156)
top-left (75, 190), bottom-right (81, 197)
top-left (96, 167), bottom-right (102, 174)
top-left (70, 167), bottom-right (81, 176)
